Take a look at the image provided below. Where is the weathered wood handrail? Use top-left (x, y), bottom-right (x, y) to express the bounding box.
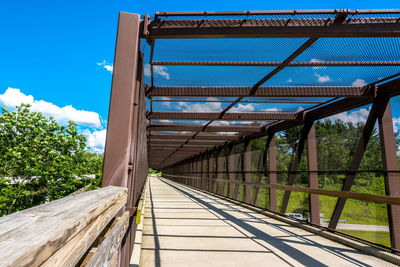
top-left (0, 186), bottom-right (127, 267)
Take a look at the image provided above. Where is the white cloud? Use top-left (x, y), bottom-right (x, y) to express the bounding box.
top-left (310, 58), bottom-right (326, 70)
top-left (97, 60), bottom-right (113, 73)
top-left (261, 107), bottom-right (281, 112)
top-left (393, 117), bottom-right (400, 133)
top-left (0, 87), bottom-right (102, 128)
top-left (144, 64), bottom-right (170, 80)
top-left (315, 73), bottom-right (331, 83)
top-left (83, 129), bottom-right (107, 153)
top-left (287, 78), bottom-right (293, 83)
top-left (157, 119), bottom-right (172, 124)
top-left (326, 107), bottom-right (370, 124)
top-left (230, 103), bottom-right (255, 113)
top-left (160, 96), bottom-right (171, 107)
top-left (179, 97), bottom-right (222, 112)
top-left (352, 79), bottom-right (367, 87)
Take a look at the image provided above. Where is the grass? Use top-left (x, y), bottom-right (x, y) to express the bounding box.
top-left (339, 230), bottom-right (391, 248)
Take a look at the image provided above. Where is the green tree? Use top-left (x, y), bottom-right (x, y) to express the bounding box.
top-left (0, 105), bottom-right (103, 216)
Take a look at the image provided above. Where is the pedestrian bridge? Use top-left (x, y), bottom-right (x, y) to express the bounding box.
top-left (1, 8), bottom-right (400, 267)
top-left (138, 176), bottom-right (394, 266)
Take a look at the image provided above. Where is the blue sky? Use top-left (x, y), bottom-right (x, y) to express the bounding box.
top-left (1, 0), bottom-right (400, 153)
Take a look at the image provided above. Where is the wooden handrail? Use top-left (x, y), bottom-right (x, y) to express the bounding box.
top-left (0, 186), bottom-right (127, 267)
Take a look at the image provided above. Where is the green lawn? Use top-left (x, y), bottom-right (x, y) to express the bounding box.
top-left (339, 230), bottom-right (391, 248)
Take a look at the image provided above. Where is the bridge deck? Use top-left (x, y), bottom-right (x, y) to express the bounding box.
top-left (139, 177), bottom-right (394, 266)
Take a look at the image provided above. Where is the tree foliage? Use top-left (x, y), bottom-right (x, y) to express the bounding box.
top-left (0, 105), bottom-right (103, 216)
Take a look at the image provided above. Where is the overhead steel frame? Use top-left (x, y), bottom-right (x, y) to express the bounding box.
top-left (101, 10), bottom-right (400, 261)
top-left (147, 10), bottom-right (400, 253)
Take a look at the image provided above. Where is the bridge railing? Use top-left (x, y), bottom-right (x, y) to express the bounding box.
top-left (0, 186), bottom-right (129, 266)
top-left (163, 173), bottom-right (400, 255)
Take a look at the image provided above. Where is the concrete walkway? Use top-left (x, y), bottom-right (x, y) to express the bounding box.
top-left (139, 177), bottom-right (395, 267)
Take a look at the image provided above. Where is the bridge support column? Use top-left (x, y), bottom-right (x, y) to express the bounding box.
top-left (228, 146), bottom-right (235, 198)
top-left (102, 12), bottom-right (145, 267)
top-left (267, 134), bottom-right (277, 212)
top-left (202, 155), bottom-right (208, 190)
top-left (209, 153), bottom-right (215, 193)
top-left (307, 124), bottom-right (321, 225)
top-left (217, 149), bottom-right (224, 195)
top-left (377, 98), bottom-right (400, 252)
top-left (244, 141), bottom-right (252, 204)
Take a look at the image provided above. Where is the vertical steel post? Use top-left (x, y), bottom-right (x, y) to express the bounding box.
top-left (196, 158), bottom-right (201, 188)
top-left (101, 12), bottom-right (141, 267)
top-left (209, 153), bottom-right (215, 193)
top-left (228, 146), bottom-right (235, 198)
top-left (217, 150), bottom-right (224, 195)
top-left (244, 141), bottom-right (252, 204)
top-left (202, 155), bottom-right (208, 190)
top-left (251, 140), bottom-right (265, 206)
top-left (102, 12), bottom-right (140, 188)
top-left (268, 134), bottom-right (277, 212)
top-left (377, 98), bottom-right (400, 251)
top-left (307, 124), bottom-right (320, 225)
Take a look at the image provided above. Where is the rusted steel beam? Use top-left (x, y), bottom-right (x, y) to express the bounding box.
top-left (149, 147), bottom-right (213, 151)
top-left (155, 9), bottom-right (400, 16)
top-left (148, 134), bottom-right (241, 140)
top-left (149, 17), bottom-right (400, 39)
top-left (280, 121), bottom-right (314, 214)
top-left (147, 111), bottom-right (300, 121)
top-left (147, 86), bottom-right (371, 97)
top-left (228, 146), bottom-right (235, 198)
top-left (328, 100), bottom-right (380, 229)
top-left (149, 143), bottom-right (218, 147)
top-left (268, 134), bottom-right (277, 212)
top-left (377, 98), bottom-right (400, 251)
top-left (149, 140), bottom-right (226, 145)
top-left (217, 150), bottom-right (224, 195)
top-left (307, 124), bottom-right (321, 225)
top-left (152, 61), bottom-right (400, 67)
top-left (244, 141), bottom-right (252, 204)
top-left (148, 124), bottom-right (262, 132)
top-left (209, 154), bottom-right (215, 193)
top-left (202, 155), bottom-right (208, 190)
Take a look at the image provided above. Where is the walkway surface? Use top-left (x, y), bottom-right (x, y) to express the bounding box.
top-left (139, 177), bottom-right (394, 267)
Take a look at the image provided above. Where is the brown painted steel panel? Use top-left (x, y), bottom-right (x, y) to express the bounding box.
top-left (148, 86), bottom-right (369, 97)
top-left (147, 111), bottom-right (300, 121)
top-left (244, 141), bottom-right (252, 204)
top-left (148, 124), bottom-right (262, 132)
top-left (268, 135), bottom-right (277, 212)
top-left (102, 13), bottom-right (140, 188)
top-left (149, 17), bottom-right (400, 39)
top-left (307, 124), bottom-right (321, 225)
top-left (152, 61), bottom-right (400, 67)
top-left (377, 98), bottom-right (400, 250)
top-left (149, 134), bottom-right (241, 140)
